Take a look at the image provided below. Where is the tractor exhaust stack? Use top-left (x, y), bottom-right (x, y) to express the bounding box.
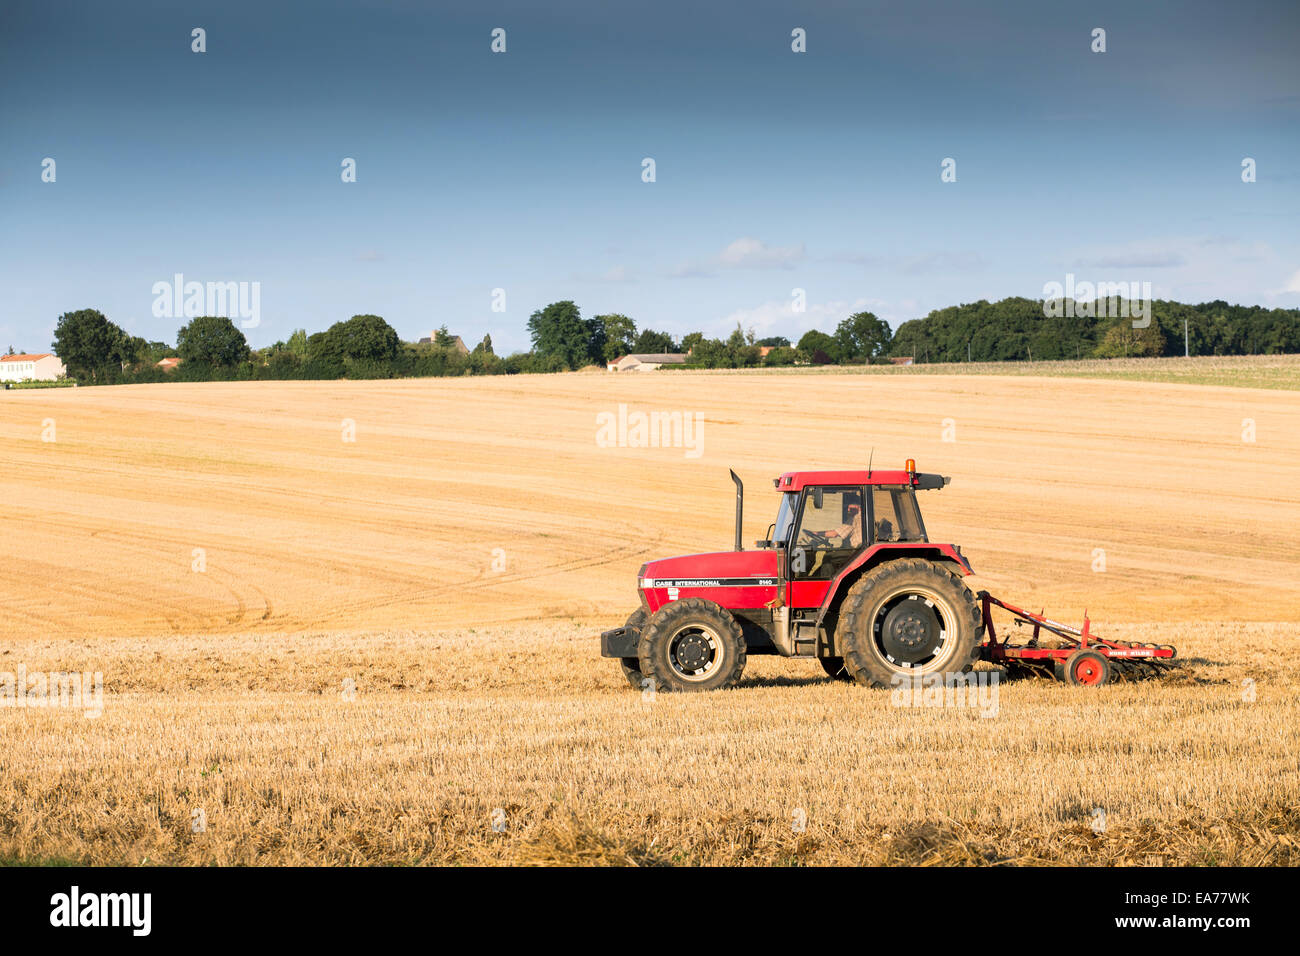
top-left (729, 469), bottom-right (743, 552)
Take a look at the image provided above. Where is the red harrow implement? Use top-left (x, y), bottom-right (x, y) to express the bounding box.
top-left (977, 592), bottom-right (1176, 686)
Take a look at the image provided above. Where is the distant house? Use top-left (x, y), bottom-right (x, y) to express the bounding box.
top-left (416, 332), bottom-right (470, 355)
top-left (888, 356), bottom-right (915, 366)
top-left (157, 357), bottom-right (183, 371)
top-left (607, 353), bottom-right (689, 372)
top-left (0, 353), bottom-right (66, 382)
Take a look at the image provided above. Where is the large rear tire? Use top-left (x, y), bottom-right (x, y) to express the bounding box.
top-left (619, 607), bottom-right (650, 690)
top-left (637, 598), bottom-right (746, 693)
top-left (837, 559), bottom-right (982, 688)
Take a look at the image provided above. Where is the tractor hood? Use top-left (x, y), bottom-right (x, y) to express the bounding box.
top-left (638, 550), bottom-right (780, 614)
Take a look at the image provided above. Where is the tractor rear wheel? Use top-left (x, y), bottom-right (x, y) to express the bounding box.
top-left (819, 656), bottom-right (853, 681)
top-left (837, 559), bottom-right (982, 688)
top-left (637, 598), bottom-right (746, 692)
top-left (619, 607), bottom-right (650, 690)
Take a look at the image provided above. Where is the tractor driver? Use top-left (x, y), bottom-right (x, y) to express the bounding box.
top-left (806, 501), bottom-right (864, 577)
top-left (825, 502), bottom-right (864, 548)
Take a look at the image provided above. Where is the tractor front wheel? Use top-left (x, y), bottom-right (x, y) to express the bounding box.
top-left (837, 559), bottom-right (982, 688)
top-left (637, 598), bottom-right (746, 692)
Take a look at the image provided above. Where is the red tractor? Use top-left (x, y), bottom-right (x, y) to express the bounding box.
top-left (600, 463), bottom-right (1175, 691)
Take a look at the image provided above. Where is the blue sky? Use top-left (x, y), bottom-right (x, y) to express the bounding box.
top-left (2, 0), bottom-right (1297, 354)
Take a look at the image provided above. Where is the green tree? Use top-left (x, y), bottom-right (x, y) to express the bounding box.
top-left (52, 309), bottom-right (133, 382)
top-left (1092, 320), bottom-right (1166, 358)
top-left (757, 335), bottom-right (791, 348)
top-left (632, 328), bottom-right (676, 354)
top-left (473, 333), bottom-right (494, 356)
top-left (526, 300), bottom-right (603, 369)
top-left (834, 311), bottom-right (892, 362)
top-left (688, 338), bottom-right (734, 368)
top-left (726, 323), bottom-right (756, 349)
top-left (596, 314), bottom-right (637, 362)
top-left (433, 325), bottom-right (454, 348)
top-left (680, 331), bottom-right (705, 353)
top-left (142, 340), bottom-right (177, 363)
top-left (796, 329), bottom-right (839, 364)
top-left (312, 314), bottom-right (400, 363)
top-left (177, 316), bottom-right (252, 367)
top-left (122, 335), bottom-right (149, 365)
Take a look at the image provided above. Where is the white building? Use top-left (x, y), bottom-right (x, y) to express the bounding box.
top-left (0, 353), bottom-right (67, 382)
top-left (607, 353), bottom-right (689, 372)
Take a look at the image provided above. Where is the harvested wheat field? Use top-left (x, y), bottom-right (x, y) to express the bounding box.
top-left (2, 362), bottom-right (1299, 865)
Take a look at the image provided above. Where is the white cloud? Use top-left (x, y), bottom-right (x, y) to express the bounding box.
top-left (717, 237), bottom-right (805, 269)
top-left (671, 237), bottom-right (806, 277)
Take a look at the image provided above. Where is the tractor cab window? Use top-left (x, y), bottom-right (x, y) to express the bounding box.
top-left (772, 492), bottom-right (797, 546)
top-left (871, 486), bottom-right (927, 543)
top-left (790, 486), bottom-right (864, 580)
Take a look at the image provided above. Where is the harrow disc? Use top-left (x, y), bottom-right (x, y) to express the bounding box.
top-left (1098, 640), bottom-right (1179, 682)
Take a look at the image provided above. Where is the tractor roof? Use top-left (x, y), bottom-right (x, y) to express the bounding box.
top-left (773, 469), bottom-right (949, 491)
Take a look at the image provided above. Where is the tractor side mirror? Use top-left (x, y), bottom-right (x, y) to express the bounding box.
top-left (811, 487), bottom-right (823, 509)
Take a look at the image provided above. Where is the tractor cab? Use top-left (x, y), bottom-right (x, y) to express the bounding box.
top-left (758, 462), bottom-right (951, 584)
top-left (766, 473), bottom-right (933, 578)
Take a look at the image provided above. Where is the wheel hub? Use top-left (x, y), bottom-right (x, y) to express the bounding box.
top-left (879, 596), bottom-right (942, 664)
top-left (673, 632), bottom-right (713, 671)
top-left (1074, 658), bottom-right (1103, 684)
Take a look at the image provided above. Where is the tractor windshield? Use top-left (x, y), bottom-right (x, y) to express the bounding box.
top-left (871, 486), bottom-right (927, 542)
top-left (773, 492), bottom-right (797, 545)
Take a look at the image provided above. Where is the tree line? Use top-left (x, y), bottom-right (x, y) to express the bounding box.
top-left (525, 297), bottom-right (1300, 369)
top-left (888, 297), bottom-right (1300, 363)
top-left (527, 300), bottom-right (892, 369)
top-left (39, 295), bottom-right (1300, 386)
top-left (48, 310), bottom-right (511, 384)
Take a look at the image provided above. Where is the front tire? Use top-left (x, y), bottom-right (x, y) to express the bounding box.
top-left (637, 598), bottom-right (746, 692)
top-left (837, 559), bottom-right (982, 688)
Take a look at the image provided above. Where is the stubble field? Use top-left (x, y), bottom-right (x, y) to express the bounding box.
top-left (2, 360), bottom-right (1298, 865)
